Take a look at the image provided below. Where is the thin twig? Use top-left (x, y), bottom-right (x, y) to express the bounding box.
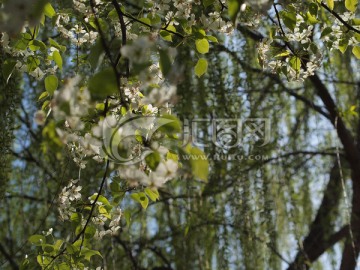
top-left (320, 2), bottom-right (360, 34)
top-left (122, 12), bottom-right (185, 39)
top-left (112, 0), bottom-right (129, 76)
top-left (89, 0), bottom-right (127, 105)
top-left (77, 159), bottom-right (110, 249)
top-left (44, 160), bottom-right (110, 269)
top-left (273, 4), bottom-right (297, 57)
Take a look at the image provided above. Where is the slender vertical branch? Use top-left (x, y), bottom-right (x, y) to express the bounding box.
top-left (112, 0), bottom-right (130, 77)
top-left (0, 243), bottom-right (18, 270)
top-left (89, 0), bottom-right (127, 106)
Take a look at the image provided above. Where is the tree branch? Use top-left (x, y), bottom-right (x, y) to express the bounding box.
top-left (0, 242), bottom-right (18, 270)
top-left (89, 0), bottom-right (127, 106)
top-left (320, 2), bottom-right (360, 34)
top-left (112, 0), bottom-right (129, 76)
top-left (114, 236), bottom-right (139, 270)
top-left (287, 161), bottom-right (344, 269)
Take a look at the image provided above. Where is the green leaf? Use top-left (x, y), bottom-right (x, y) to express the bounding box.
top-left (89, 194), bottom-right (111, 206)
top-left (110, 181), bottom-right (121, 193)
top-left (144, 187), bottom-right (160, 202)
top-left (53, 50), bottom-right (63, 70)
top-left (185, 145), bottom-right (209, 182)
top-left (345, 0), bottom-right (358, 12)
top-left (139, 17), bottom-right (151, 25)
top-left (274, 51), bottom-right (290, 58)
top-left (198, 29), bottom-right (206, 37)
top-left (84, 226), bottom-right (96, 239)
top-left (42, 244), bottom-right (54, 253)
top-left (131, 192), bottom-right (149, 209)
top-left (320, 27), bottom-right (332, 38)
top-left (167, 151), bottom-right (179, 162)
top-left (28, 235), bottom-right (46, 245)
top-left (44, 3), bottom-right (56, 18)
top-left (166, 24), bottom-right (176, 33)
top-left (98, 205), bottom-right (111, 219)
top-left (2, 60), bottom-right (17, 84)
top-left (44, 75), bottom-right (58, 95)
top-left (107, 9), bottom-right (118, 21)
top-left (123, 209), bottom-right (131, 227)
top-left (54, 240), bottom-right (64, 252)
top-left (159, 50), bottom-right (172, 77)
top-left (88, 39), bottom-right (103, 69)
top-left (54, 262), bottom-right (70, 270)
top-left (355, 33), bottom-right (360, 42)
top-left (206, 35), bottom-right (218, 43)
top-left (289, 56), bottom-right (301, 72)
top-left (70, 213), bottom-right (82, 225)
top-left (29, 26), bottom-right (40, 39)
top-left (194, 58), bottom-right (208, 77)
top-left (195, 38), bottom-right (210, 54)
top-left (352, 46), bottom-right (360, 59)
top-left (49, 38), bottom-right (66, 52)
top-left (308, 3), bottom-right (318, 17)
top-left (145, 152), bottom-right (161, 170)
top-left (30, 40), bottom-right (47, 51)
top-left (338, 39), bottom-right (348, 53)
top-left (280, 11), bottom-right (297, 32)
top-left (184, 225), bottom-right (190, 236)
top-left (194, 29), bottom-right (206, 39)
top-left (149, 13), bottom-right (161, 25)
top-left (353, 18), bottom-right (360, 25)
top-left (160, 30), bottom-right (172, 42)
top-left (27, 57), bottom-right (40, 72)
top-left (228, 0), bottom-right (240, 23)
top-left (15, 33), bottom-right (31, 50)
top-left (81, 249), bottom-right (102, 261)
top-left (42, 100), bottom-right (50, 110)
top-left (306, 11), bottom-right (319, 24)
top-left (203, 0), bottom-right (215, 8)
top-left (37, 254), bottom-right (51, 267)
top-left (327, 0), bottom-right (334, 10)
top-left (38, 91), bottom-right (49, 100)
top-left (66, 244), bottom-right (80, 255)
top-left (157, 114), bottom-right (182, 134)
top-left (349, 105), bottom-right (358, 116)
top-left (88, 69), bottom-right (118, 98)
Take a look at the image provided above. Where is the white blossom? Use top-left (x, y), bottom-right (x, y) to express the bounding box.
top-left (29, 67), bottom-right (45, 80)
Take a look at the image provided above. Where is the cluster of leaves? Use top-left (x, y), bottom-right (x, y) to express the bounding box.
top-left (230, 0), bottom-right (360, 81)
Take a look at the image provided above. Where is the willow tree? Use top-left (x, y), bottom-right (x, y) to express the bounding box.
top-left (0, 0), bottom-right (360, 270)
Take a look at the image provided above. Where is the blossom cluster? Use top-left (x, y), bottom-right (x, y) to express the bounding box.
top-left (0, 32), bottom-right (59, 81)
top-left (264, 17), bottom-right (320, 81)
top-left (58, 179), bottom-right (83, 221)
top-left (146, 0), bottom-right (233, 34)
top-left (286, 15), bottom-right (313, 44)
top-left (87, 193), bottom-right (122, 239)
top-left (322, 11), bottom-right (360, 50)
top-left (256, 2), bottom-right (360, 82)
